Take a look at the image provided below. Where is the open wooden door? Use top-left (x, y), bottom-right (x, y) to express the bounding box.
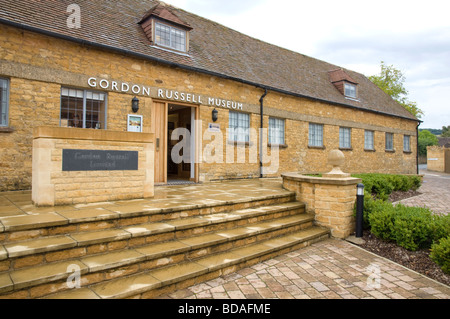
top-left (151, 101), bottom-right (167, 184)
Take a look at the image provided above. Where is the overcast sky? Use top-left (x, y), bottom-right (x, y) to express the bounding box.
top-left (166, 0), bottom-right (450, 129)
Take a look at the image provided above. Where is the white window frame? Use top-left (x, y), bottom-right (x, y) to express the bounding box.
top-left (229, 111), bottom-right (250, 143)
top-left (269, 117), bottom-right (285, 145)
top-left (385, 132), bottom-right (394, 151)
top-left (339, 127), bottom-right (351, 149)
top-left (0, 77), bottom-right (9, 127)
top-left (364, 130), bottom-right (375, 150)
top-left (60, 87), bottom-right (107, 129)
top-left (155, 21), bottom-right (187, 52)
top-left (403, 135), bottom-right (411, 152)
top-left (344, 83), bottom-right (357, 99)
top-left (309, 123), bottom-right (324, 147)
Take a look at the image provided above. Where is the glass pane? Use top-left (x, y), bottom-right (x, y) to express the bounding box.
top-left (60, 88), bottom-right (106, 129)
top-left (309, 124), bottom-right (323, 147)
top-left (229, 112), bottom-right (249, 142)
top-left (0, 79), bottom-right (7, 126)
top-left (60, 88), bottom-right (84, 128)
top-left (86, 93), bottom-right (106, 129)
top-left (365, 131), bottom-right (374, 150)
top-left (155, 23), bottom-right (171, 47)
top-left (269, 118), bottom-right (285, 144)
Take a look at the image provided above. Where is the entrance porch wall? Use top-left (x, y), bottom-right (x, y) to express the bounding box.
top-left (282, 173), bottom-right (361, 239)
top-left (32, 126), bottom-right (155, 206)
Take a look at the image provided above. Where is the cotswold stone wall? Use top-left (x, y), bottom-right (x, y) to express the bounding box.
top-left (0, 24), bottom-right (418, 191)
top-left (32, 127), bottom-right (154, 206)
top-left (427, 146), bottom-right (446, 173)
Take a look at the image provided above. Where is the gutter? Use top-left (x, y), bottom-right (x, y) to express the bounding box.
top-left (0, 18), bottom-right (420, 123)
top-left (259, 88), bottom-right (268, 178)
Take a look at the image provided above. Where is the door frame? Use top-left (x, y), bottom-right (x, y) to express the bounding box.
top-left (151, 99), bottom-right (200, 184)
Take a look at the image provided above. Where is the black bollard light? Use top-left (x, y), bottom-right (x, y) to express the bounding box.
top-left (356, 183), bottom-right (364, 238)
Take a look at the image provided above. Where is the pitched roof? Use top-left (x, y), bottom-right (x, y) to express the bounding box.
top-left (0, 0), bottom-right (417, 121)
top-left (328, 69), bottom-right (358, 84)
top-left (139, 3), bottom-right (192, 29)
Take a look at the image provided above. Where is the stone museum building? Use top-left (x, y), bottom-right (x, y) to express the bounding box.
top-left (0, 0), bottom-right (420, 192)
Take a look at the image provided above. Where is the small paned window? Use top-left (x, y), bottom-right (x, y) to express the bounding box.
top-left (269, 117), bottom-right (285, 145)
top-left (155, 22), bottom-right (186, 52)
top-left (339, 127), bottom-right (351, 149)
top-left (60, 88), bottom-right (107, 129)
top-left (309, 123), bottom-right (324, 147)
top-left (0, 78), bottom-right (9, 126)
top-left (364, 130), bottom-right (375, 150)
top-left (404, 135), bottom-right (411, 152)
top-left (385, 132), bottom-right (394, 151)
top-left (229, 111), bottom-right (250, 143)
top-left (344, 83), bottom-right (357, 98)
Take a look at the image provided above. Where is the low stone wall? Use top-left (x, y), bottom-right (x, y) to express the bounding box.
top-left (282, 173), bottom-right (361, 239)
top-left (427, 146), bottom-right (446, 172)
top-left (32, 126), bottom-right (154, 206)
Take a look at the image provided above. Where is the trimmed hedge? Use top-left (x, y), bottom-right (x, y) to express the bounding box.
top-left (352, 173), bottom-right (421, 200)
top-left (430, 237), bottom-right (450, 274)
top-left (368, 203), bottom-right (450, 251)
top-left (351, 173), bottom-right (449, 274)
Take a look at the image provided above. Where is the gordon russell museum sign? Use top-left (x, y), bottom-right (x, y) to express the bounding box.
top-left (88, 77), bottom-right (244, 110)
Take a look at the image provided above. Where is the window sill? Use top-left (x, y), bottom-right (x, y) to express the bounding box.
top-left (0, 127), bottom-right (14, 133)
top-left (385, 149), bottom-right (396, 153)
top-left (268, 143), bottom-right (288, 149)
top-left (308, 145), bottom-right (325, 150)
top-left (364, 149), bottom-right (376, 152)
top-left (403, 151), bottom-right (412, 154)
top-left (339, 147), bottom-right (353, 151)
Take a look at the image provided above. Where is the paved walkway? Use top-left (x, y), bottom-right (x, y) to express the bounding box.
top-left (159, 170), bottom-right (450, 299)
top-left (0, 172), bottom-right (449, 299)
top-left (159, 238), bottom-right (449, 299)
top-left (398, 169), bottom-right (450, 215)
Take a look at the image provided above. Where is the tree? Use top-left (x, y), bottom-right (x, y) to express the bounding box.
top-left (369, 61), bottom-right (424, 119)
top-left (442, 125), bottom-right (450, 137)
top-left (418, 130), bottom-right (438, 156)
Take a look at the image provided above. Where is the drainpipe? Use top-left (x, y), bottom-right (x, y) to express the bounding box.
top-left (260, 88), bottom-right (268, 178)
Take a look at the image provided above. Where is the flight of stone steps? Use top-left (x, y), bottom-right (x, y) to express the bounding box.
top-left (0, 188), bottom-right (330, 299)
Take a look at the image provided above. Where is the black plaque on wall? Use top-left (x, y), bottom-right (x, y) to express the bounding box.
top-left (62, 149), bottom-right (139, 171)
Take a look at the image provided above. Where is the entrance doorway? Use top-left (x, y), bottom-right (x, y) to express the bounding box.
top-left (151, 101), bottom-right (198, 185)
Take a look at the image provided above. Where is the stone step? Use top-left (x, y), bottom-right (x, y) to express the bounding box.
top-left (0, 213), bottom-right (315, 297)
top-left (0, 192), bottom-right (296, 243)
top-left (44, 227), bottom-right (330, 299)
top-left (1, 202), bottom-right (305, 265)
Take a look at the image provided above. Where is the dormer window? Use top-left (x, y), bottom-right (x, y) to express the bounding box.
top-left (155, 21), bottom-right (187, 52)
top-left (344, 83), bottom-right (357, 99)
top-left (139, 3), bottom-right (192, 54)
top-left (329, 69), bottom-right (359, 100)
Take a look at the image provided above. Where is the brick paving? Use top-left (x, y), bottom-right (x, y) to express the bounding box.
top-left (160, 170), bottom-right (450, 300)
top-left (397, 169), bottom-right (450, 215)
top-left (160, 238), bottom-right (450, 299)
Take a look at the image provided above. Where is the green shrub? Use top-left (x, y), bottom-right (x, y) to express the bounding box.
top-left (367, 201), bottom-right (396, 241)
top-left (430, 237), bottom-right (450, 274)
top-left (431, 214), bottom-right (450, 242)
top-left (367, 203), bottom-right (446, 251)
top-left (390, 205), bottom-right (434, 251)
top-left (352, 173), bottom-right (422, 198)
